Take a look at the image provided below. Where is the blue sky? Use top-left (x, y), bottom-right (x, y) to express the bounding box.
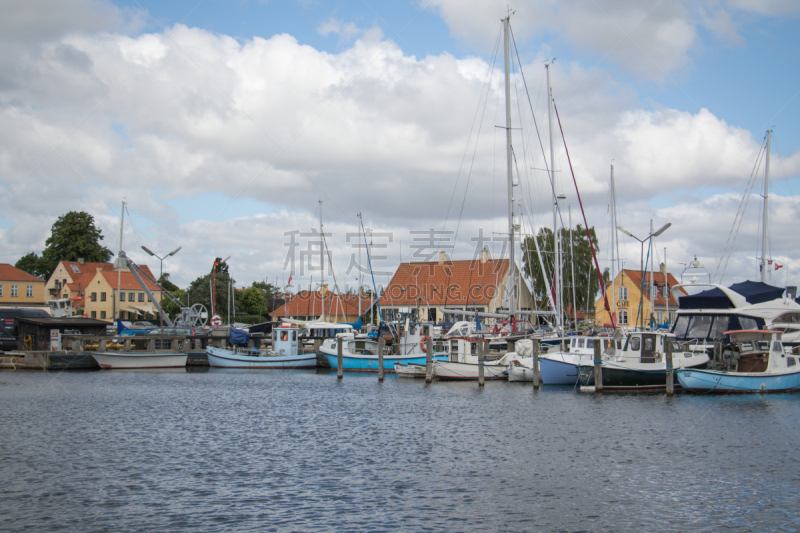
top-left (1, 0), bottom-right (798, 291)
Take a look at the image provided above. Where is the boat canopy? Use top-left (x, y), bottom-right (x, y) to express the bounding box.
top-left (679, 281), bottom-right (785, 310)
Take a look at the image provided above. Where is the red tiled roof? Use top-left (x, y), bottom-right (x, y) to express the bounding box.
top-left (97, 269), bottom-right (160, 292)
top-left (273, 291), bottom-right (361, 318)
top-left (378, 259), bottom-right (509, 307)
top-left (0, 264), bottom-right (44, 282)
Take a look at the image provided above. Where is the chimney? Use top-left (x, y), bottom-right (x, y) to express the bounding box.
top-left (78, 258), bottom-right (85, 265)
top-left (438, 251), bottom-right (446, 265)
top-left (481, 247), bottom-right (488, 264)
top-left (660, 263), bottom-right (666, 276)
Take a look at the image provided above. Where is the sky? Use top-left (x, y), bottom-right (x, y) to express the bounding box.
top-left (1, 0), bottom-right (799, 304)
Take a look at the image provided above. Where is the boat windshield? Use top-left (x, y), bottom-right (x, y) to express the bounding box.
top-left (672, 313), bottom-right (765, 342)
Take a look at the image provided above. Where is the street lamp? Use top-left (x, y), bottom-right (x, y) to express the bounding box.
top-left (616, 223), bottom-right (671, 330)
top-left (141, 245), bottom-right (182, 331)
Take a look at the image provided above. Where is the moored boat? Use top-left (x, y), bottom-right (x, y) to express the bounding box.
top-left (92, 351), bottom-right (188, 369)
top-left (579, 330), bottom-right (709, 391)
top-left (206, 324), bottom-right (315, 369)
top-left (676, 330), bottom-right (800, 393)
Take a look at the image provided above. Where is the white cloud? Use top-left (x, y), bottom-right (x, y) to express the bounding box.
top-left (0, 1), bottom-right (797, 292)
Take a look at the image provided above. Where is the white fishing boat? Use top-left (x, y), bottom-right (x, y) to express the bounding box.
top-left (433, 337), bottom-right (518, 380)
top-left (676, 330), bottom-right (800, 393)
top-left (579, 330), bottom-right (709, 391)
top-left (206, 324), bottom-right (316, 369)
top-left (92, 351), bottom-right (188, 369)
top-left (537, 334), bottom-right (623, 385)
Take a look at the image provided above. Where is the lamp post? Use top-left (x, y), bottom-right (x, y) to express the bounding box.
top-left (141, 245), bottom-right (182, 331)
top-left (617, 223), bottom-right (671, 330)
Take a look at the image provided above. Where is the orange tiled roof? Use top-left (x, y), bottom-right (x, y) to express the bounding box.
top-left (97, 269), bottom-right (161, 292)
top-left (0, 264), bottom-right (45, 283)
top-left (61, 261), bottom-right (115, 276)
top-left (273, 291), bottom-right (361, 318)
top-left (378, 259), bottom-right (509, 307)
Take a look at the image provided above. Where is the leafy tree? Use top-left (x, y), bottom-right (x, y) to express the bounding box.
top-left (39, 211), bottom-right (112, 277)
top-left (211, 257), bottom-right (229, 275)
top-left (15, 252), bottom-right (48, 278)
top-left (161, 288), bottom-right (187, 321)
top-left (158, 273), bottom-right (180, 293)
top-left (250, 280), bottom-right (280, 299)
top-left (187, 270), bottom-right (235, 322)
top-left (238, 286), bottom-right (266, 316)
top-left (521, 225), bottom-right (609, 316)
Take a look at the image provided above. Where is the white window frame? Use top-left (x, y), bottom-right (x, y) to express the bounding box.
top-left (0, 284), bottom-right (3, 297)
top-left (26, 285), bottom-right (33, 297)
top-left (619, 310), bottom-right (629, 325)
top-left (619, 286), bottom-right (628, 301)
top-left (11, 284), bottom-right (18, 297)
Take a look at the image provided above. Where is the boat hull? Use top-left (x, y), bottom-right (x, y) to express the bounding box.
top-left (206, 346), bottom-right (316, 369)
top-left (676, 368), bottom-right (800, 393)
top-left (92, 352), bottom-right (188, 369)
top-left (579, 365), bottom-right (677, 391)
top-left (539, 356), bottom-right (588, 385)
top-left (394, 362), bottom-right (428, 378)
top-left (433, 361), bottom-right (508, 381)
top-left (508, 364), bottom-right (538, 383)
top-left (324, 353), bottom-right (446, 372)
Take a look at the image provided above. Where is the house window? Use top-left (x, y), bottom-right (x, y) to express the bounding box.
top-left (26, 285), bottom-right (33, 297)
top-left (129, 293), bottom-right (135, 302)
top-left (619, 287), bottom-right (628, 301)
top-left (119, 292), bottom-right (125, 301)
top-left (619, 310), bottom-right (628, 325)
top-left (91, 311), bottom-right (97, 318)
top-left (138, 293), bottom-right (144, 302)
top-left (101, 292), bottom-right (106, 302)
top-left (0, 284), bottom-right (4, 297)
top-left (91, 292), bottom-right (97, 302)
top-left (100, 311), bottom-right (106, 319)
top-left (11, 284), bottom-right (18, 297)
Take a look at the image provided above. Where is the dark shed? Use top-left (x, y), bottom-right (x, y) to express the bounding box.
top-left (16, 317), bottom-right (108, 351)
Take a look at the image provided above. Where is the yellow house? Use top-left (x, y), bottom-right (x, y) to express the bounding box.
top-left (0, 264), bottom-right (47, 308)
top-left (45, 259), bottom-right (161, 322)
top-left (82, 268), bottom-right (163, 322)
top-left (594, 266), bottom-right (686, 329)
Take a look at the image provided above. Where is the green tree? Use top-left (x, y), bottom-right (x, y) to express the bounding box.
top-left (187, 269), bottom-right (236, 322)
top-left (158, 272), bottom-right (180, 293)
top-left (238, 286), bottom-right (266, 316)
top-left (521, 225), bottom-right (609, 317)
top-left (161, 288), bottom-right (187, 321)
top-left (250, 280), bottom-right (280, 299)
top-left (39, 211), bottom-right (112, 277)
top-left (15, 252), bottom-right (48, 278)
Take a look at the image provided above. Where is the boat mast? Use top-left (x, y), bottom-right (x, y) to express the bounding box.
top-left (320, 200), bottom-right (325, 319)
top-left (546, 63), bottom-right (562, 333)
top-left (569, 204), bottom-right (577, 327)
top-left (610, 165), bottom-right (617, 328)
top-left (358, 212), bottom-right (362, 321)
top-left (760, 130), bottom-right (772, 283)
top-left (503, 15), bottom-right (516, 321)
top-left (115, 200), bottom-right (125, 321)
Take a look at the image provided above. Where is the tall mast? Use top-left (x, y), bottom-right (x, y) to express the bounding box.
top-left (358, 212), bottom-right (362, 320)
top-left (761, 130), bottom-right (772, 283)
top-left (546, 62), bottom-right (561, 332)
top-left (115, 200), bottom-right (125, 321)
top-left (569, 205), bottom-right (577, 327)
top-left (320, 200), bottom-right (325, 319)
top-left (503, 16), bottom-right (515, 318)
top-left (610, 165), bottom-right (617, 327)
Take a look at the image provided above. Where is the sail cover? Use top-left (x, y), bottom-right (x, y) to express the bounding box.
top-left (679, 280), bottom-right (784, 309)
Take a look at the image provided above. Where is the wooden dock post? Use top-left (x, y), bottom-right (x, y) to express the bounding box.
top-left (533, 339), bottom-right (540, 390)
top-left (593, 338), bottom-right (603, 392)
top-left (666, 337), bottom-right (674, 396)
top-left (425, 336), bottom-right (433, 383)
top-left (478, 339), bottom-right (485, 387)
top-left (378, 337), bottom-right (385, 382)
top-left (337, 337), bottom-right (343, 380)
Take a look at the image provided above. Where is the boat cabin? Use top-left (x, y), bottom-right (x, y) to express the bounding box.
top-left (722, 330), bottom-right (793, 373)
top-left (272, 325), bottom-right (299, 356)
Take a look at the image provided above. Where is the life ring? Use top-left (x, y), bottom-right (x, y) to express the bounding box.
top-left (24, 335), bottom-right (33, 350)
top-left (420, 336), bottom-right (430, 352)
top-left (211, 315), bottom-right (222, 327)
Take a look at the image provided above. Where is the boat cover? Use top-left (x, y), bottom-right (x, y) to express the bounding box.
top-left (229, 327), bottom-right (250, 344)
top-left (679, 280), bottom-right (785, 309)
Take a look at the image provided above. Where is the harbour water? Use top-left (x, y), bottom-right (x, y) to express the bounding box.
top-left (1, 369), bottom-right (799, 532)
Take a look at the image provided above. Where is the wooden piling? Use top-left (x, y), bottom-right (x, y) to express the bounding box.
top-left (533, 339), bottom-right (541, 390)
top-left (593, 338), bottom-right (603, 392)
top-left (337, 337), bottom-right (343, 380)
top-left (478, 339), bottom-right (485, 387)
top-left (425, 336), bottom-right (433, 383)
top-left (378, 337), bottom-right (385, 382)
top-left (665, 337), bottom-right (674, 396)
